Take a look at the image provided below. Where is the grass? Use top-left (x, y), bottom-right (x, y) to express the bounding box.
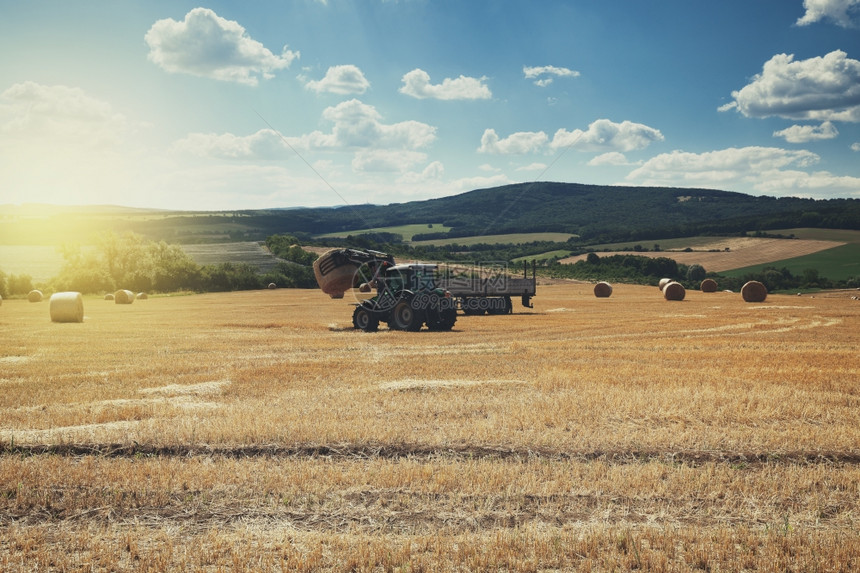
top-left (314, 223), bottom-right (451, 241)
top-left (723, 242), bottom-right (860, 281)
top-left (1, 285), bottom-right (860, 570)
top-left (412, 232), bottom-right (576, 247)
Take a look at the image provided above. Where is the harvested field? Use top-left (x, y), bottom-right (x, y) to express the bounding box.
top-left (560, 236), bottom-right (845, 272)
top-left (1, 285), bottom-right (859, 571)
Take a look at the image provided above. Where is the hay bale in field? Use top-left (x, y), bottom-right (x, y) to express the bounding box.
top-left (49, 292), bottom-right (84, 323)
top-left (28, 290), bottom-right (43, 303)
top-left (267, 282), bottom-right (277, 289)
top-left (0, 294), bottom-right (3, 306)
top-left (658, 278), bottom-right (672, 290)
top-left (700, 278), bottom-right (718, 292)
top-left (104, 293), bottom-right (114, 300)
top-left (662, 281), bottom-right (686, 301)
top-left (593, 281), bottom-right (613, 298)
top-left (136, 292), bottom-right (148, 300)
top-left (114, 289), bottom-right (135, 304)
top-left (313, 249), bottom-right (361, 298)
top-left (741, 280), bottom-right (767, 303)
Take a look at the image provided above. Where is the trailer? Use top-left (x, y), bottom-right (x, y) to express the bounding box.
top-left (437, 261), bottom-right (536, 315)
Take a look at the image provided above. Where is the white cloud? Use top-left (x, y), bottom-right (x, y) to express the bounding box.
top-left (523, 65), bottom-right (580, 86)
top-left (773, 121), bottom-right (839, 143)
top-left (304, 65), bottom-right (370, 95)
top-left (314, 99), bottom-right (436, 150)
top-left (551, 119), bottom-right (664, 152)
top-left (588, 152), bottom-right (632, 166)
top-left (0, 81), bottom-right (127, 147)
top-left (477, 129), bottom-right (548, 154)
top-left (170, 129), bottom-right (289, 159)
top-left (624, 146), bottom-right (860, 198)
top-left (399, 69), bottom-right (492, 100)
top-left (722, 50), bottom-right (860, 122)
top-left (852, 142), bottom-right (860, 151)
top-left (145, 8), bottom-right (299, 86)
top-left (796, 0), bottom-right (860, 27)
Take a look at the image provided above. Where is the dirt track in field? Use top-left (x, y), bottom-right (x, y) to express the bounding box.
top-left (560, 237), bottom-right (844, 272)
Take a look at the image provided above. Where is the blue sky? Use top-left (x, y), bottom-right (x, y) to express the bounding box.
top-left (1, 0), bottom-right (860, 210)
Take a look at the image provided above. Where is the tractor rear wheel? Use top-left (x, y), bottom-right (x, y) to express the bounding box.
top-left (426, 306), bottom-right (457, 331)
top-left (391, 297), bottom-right (422, 331)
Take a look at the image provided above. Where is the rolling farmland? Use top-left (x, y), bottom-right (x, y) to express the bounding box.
top-left (2, 285), bottom-right (859, 570)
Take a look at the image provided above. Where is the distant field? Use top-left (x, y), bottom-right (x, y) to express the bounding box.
top-left (723, 242), bottom-right (860, 281)
top-left (561, 235), bottom-right (851, 274)
top-left (2, 286), bottom-right (859, 570)
top-left (180, 242), bottom-right (285, 272)
top-left (0, 245), bottom-right (82, 283)
top-left (315, 223), bottom-right (451, 241)
top-left (413, 232), bottom-right (576, 247)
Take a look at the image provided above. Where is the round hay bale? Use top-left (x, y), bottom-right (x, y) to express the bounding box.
top-left (658, 278), bottom-right (672, 290)
top-left (700, 278), bottom-right (718, 293)
top-left (329, 291), bottom-right (345, 299)
top-left (104, 293), bottom-right (114, 301)
top-left (114, 289), bottom-right (135, 304)
top-left (136, 292), bottom-right (148, 300)
top-left (662, 281), bottom-right (686, 301)
top-left (741, 280), bottom-right (767, 303)
top-left (0, 294), bottom-right (3, 306)
top-left (267, 282), bottom-right (277, 290)
top-left (28, 290), bottom-right (43, 303)
top-left (593, 281), bottom-right (613, 298)
top-left (313, 249), bottom-right (360, 297)
top-left (49, 291), bottom-right (84, 323)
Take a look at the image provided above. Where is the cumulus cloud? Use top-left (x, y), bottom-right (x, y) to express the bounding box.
top-left (145, 8), bottom-right (299, 85)
top-left (523, 65), bottom-right (580, 87)
top-left (477, 129), bottom-right (548, 154)
top-left (773, 121), bottom-right (839, 143)
top-left (720, 50), bottom-right (860, 122)
top-left (399, 69), bottom-right (491, 100)
top-left (852, 142), bottom-right (860, 151)
top-left (588, 152), bottom-right (632, 166)
top-left (304, 65), bottom-right (370, 95)
top-left (623, 146), bottom-right (860, 198)
top-left (170, 129), bottom-right (289, 159)
top-left (0, 81), bottom-right (127, 147)
top-left (796, 0), bottom-right (860, 27)
top-left (173, 100), bottom-right (435, 163)
top-left (551, 119), bottom-right (664, 152)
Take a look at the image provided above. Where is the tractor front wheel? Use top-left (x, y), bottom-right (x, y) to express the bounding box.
top-left (352, 305), bottom-right (379, 332)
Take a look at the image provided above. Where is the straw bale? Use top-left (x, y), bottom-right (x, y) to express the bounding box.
top-left (114, 289), bottom-right (136, 304)
top-left (593, 281), bottom-right (613, 298)
top-left (27, 290), bottom-right (43, 303)
top-left (49, 292), bottom-right (84, 323)
top-left (700, 278), bottom-right (718, 292)
top-left (329, 291), bottom-right (345, 299)
top-left (0, 294), bottom-right (3, 306)
top-left (662, 281), bottom-right (686, 301)
top-left (104, 293), bottom-right (114, 301)
top-left (313, 249), bottom-right (359, 297)
top-left (136, 292), bottom-right (148, 300)
top-left (741, 280), bottom-right (767, 303)
top-left (658, 278), bottom-right (672, 290)
top-left (267, 283), bottom-right (277, 289)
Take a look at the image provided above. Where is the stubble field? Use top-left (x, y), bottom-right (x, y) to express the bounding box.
top-left (1, 284), bottom-right (859, 571)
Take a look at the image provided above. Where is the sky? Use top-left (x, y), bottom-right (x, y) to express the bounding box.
top-left (1, 0), bottom-right (860, 211)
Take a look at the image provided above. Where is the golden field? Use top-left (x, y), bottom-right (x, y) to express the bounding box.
top-left (1, 284), bottom-right (859, 571)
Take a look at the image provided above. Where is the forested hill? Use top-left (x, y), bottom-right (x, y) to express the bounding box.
top-left (3, 182), bottom-right (859, 246)
top-left (247, 182), bottom-right (860, 243)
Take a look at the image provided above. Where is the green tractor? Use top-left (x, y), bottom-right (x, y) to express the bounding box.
top-left (313, 249), bottom-right (456, 332)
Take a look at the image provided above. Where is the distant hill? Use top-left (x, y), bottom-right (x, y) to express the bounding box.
top-left (2, 182), bottom-right (859, 246)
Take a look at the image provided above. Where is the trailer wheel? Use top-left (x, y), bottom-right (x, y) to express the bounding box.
top-left (426, 306), bottom-right (457, 331)
top-left (352, 305), bottom-right (379, 332)
top-left (391, 297), bottom-right (422, 331)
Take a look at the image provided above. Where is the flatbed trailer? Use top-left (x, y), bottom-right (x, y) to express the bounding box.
top-left (437, 261), bottom-right (536, 315)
